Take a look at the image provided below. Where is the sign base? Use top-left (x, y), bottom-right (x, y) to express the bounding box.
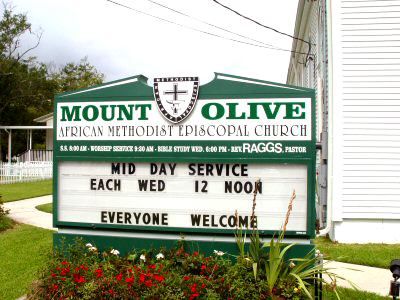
top-left (53, 232), bottom-right (315, 259)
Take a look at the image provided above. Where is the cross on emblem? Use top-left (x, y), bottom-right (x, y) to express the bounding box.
top-left (163, 83), bottom-right (188, 115)
top-left (153, 76), bottom-right (199, 124)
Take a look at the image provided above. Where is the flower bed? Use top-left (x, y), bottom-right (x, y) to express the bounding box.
top-left (29, 239), bottom-right (312, 299)
top-left (29, 192), bottom-right (342, 299)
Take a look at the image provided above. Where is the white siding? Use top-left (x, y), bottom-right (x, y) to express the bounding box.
top-left (331, 0), bottom-right (400, 220)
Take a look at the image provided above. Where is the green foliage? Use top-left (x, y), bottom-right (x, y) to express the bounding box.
top-left (0, 3), bottom-right (104, 160)
top-left (234, 225), bottom-right (246, 258)
top-left (249, 229), bottom-right (267, 279)
top-left (262, 231), bottom-right (296, 295)
top-left (0, 2), bottom-right (54, 120)
top-left (51, 56), bottom-right (104, 93)
top-left (0, 2), bottom-right (31, 59)
top-left (0, 194), bottom-right (14, 231)
top-left (0, 214), bottom-right (13, 231)
top-left (233, 228), bottom-right (348, 299)
top-left (30, 240), bottom-right (235, 299)
top-left (224, 262), bottom-right (266, 298)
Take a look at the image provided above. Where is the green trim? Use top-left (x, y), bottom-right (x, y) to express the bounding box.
top-left (54, 232), bottom-right (315, 258)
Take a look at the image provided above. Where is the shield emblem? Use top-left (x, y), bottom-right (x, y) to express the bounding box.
top-left (153, 77), bottom-right (199, 124)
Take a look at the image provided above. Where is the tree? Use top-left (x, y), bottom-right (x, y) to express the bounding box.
top-left (0, 2), bottom-right (104, 160)
top-left (0, 2), bottom-right (52, 123)
top-left (51, 56), bottom-right (104, 93)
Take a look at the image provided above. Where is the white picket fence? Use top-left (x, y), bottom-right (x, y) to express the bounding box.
top-left (0, 161), bottom-right (53, 184)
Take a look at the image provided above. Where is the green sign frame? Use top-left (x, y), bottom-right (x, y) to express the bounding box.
top-left (53, 73), bottom-right (316, 254)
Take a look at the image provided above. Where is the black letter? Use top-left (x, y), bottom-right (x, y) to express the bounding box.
top-left (191, 214), bottom-right (201, 226)
top-left (111, 163), bottom-right (120, 174)
top-left (158, 180), bottom-right (165, 191)
top-left (188, 163), bottom-right (196, 175)
top-left (150, 163), bottom-right (157, 175)
top-left (162, 213), bottom-right (168, 225)
top-left (101, 211), bottom-right (107, 223)
top-left (90, 179), bottom-right (96, 190)
top-left (129, 163), bottom-right (136, 174)
top-left (138, 180), bottom-right (148, 191)
top-left (224, 181), bottom-right (232, 193)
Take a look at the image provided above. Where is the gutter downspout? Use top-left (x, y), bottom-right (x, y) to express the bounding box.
top-left (319, 0), bottom-right (333, 236)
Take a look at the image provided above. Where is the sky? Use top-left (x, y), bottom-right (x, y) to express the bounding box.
top-left (11, 0), bottom-right (299, 86)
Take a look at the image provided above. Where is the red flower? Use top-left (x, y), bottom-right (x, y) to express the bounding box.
top-left (191, 287), bottom-right (197, 293)
top-left (109, 289), bottom-right (113, 294)
top-left (78, 276), bottom-right (85, 283)
top-left (201, 265), bottom-right (206, 269)
top-left (192, 293), bottom-right (199, 297)
top-left (61, 278), bottom-right (66, 281)
top-left (183, 276), bottom-right (190, 281)
top-left (61, 261), bottom-right (68, 265)
top-left (126, 277), bottom-right (134, 283)
top-left (145, 280), bottom-right (152, 287)
top-left (193, 252), bottom-right (199, 256)
top-left (52, 284), bottom-right (58, 290)
top-left (51, 273), bottom-right (56, 277)
top-left (95, 268), bottom-right (103, 278)
top-left (202, 284), bottom-right (206, 288)
top-left (116, 273), bottom-right (123, 281)
top-left (75, 268), bottom-right (80, 272)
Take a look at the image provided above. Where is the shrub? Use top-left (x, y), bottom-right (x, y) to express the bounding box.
top-left (0, 195), bottom-right (14, 231)
top-left (29, 240), bottom-right (236, 299)
top-left (29, 239), bottom-right (319, 299)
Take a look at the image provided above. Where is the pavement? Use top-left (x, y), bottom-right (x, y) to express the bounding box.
top-left (323, 260), bottom-right (392, 297)
top-left (3, 195), bottom-right (56, 230)
top-left (3, 196), bottom-right (395, 298)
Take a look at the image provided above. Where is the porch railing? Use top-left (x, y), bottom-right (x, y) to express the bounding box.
top-left (16, 149), bottom-right (53, 163)
top-left (0, 161), bottom-right (53, 184)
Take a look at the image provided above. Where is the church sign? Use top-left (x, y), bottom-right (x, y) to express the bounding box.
top-left (53, 73), bottom-right (316, 254)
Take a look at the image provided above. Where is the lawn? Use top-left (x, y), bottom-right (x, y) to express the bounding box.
top-left (324, 286), bottom-right (387, 299)
top-left (0, 180), bottom-right (52, 202)
top-left (0, 224), bottom-right (53, 300)
top-left (35, 202), bottom-right (53, 214)
top-left (314, 236), bottom-right (400, 269)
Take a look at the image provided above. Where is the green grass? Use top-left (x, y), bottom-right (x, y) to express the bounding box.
top-left (314, 236), bottom-right (400, 268)
top-left (35, 202), bottom-right (53, 214)
top-left (0, 180), bottom-right (52, 202)
top-left (323, 286), bottom-right (387, 299)
top-left (0, 224), bottom-right (53, 300)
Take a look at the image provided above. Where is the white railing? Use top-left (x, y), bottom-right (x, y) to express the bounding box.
top-left (0, 161), bottom-right (53, 184)
top-left (16, 150), bottom-right (53, 163)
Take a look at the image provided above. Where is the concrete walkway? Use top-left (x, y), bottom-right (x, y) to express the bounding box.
top-left (324, 260), bottom-right (392, 297)
top-left (3, 196), bottom-right (395, 297)
top-left (4, 195), bottom-right (56, 230)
